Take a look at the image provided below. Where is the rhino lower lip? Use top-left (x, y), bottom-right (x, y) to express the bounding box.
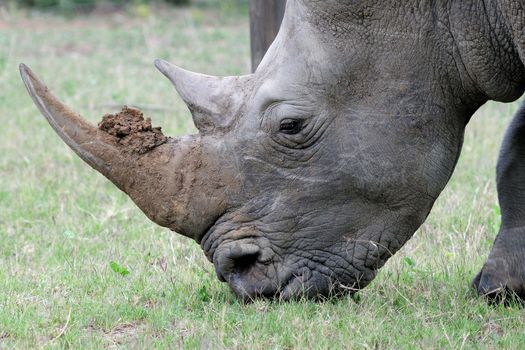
top-left (236, 269), bottom-right (312, 301)
top-left (279, 268), bottom-right (313, 300)
top-left (229, 272), bottom-right (299, 301)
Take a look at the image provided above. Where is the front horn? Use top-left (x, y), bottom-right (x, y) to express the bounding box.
top-left (20, 64), bottom-right (229, 240)
top-left (20, 63), bottom-right (119, 175)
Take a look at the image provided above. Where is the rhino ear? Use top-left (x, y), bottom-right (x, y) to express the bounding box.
top-left (154, 59), bottom-right (248, 134)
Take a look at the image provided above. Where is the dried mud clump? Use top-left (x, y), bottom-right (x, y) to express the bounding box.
top-left (98, 106), bottom-right (168, 154)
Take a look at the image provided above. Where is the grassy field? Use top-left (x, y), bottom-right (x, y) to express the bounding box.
top-left (1, 4), bottom-right (525, 349)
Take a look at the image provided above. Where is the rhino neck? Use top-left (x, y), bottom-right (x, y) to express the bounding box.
top-left (446, 0), bottom-right (525, 103)
top-left (300, 0), bottom-right (525, 105)
top-left (496, 0), bottom-right (525, 69)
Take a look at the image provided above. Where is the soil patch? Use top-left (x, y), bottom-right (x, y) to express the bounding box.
top-left (99, 106), bottom-right (168, 154)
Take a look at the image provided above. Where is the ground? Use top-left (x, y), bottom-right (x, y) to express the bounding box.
top-left (0, 3), bottom-right (524, 349)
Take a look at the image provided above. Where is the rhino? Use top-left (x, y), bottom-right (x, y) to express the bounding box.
top-left (20, 0), bottom-right (525, 301)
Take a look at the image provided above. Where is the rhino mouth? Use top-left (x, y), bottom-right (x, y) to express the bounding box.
top-left (226, 262), bottom-right (320, 301)
top-left (201, 220), bottom-right (360, 300)
top-left (227, 263), bottom-right (356, 301)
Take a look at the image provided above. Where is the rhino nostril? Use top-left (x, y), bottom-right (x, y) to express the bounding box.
top-left (215, 243), bottom-right (261, 281)
top-left (232, 252), bottom-right (260, 275)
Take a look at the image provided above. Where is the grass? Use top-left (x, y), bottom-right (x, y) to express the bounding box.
top-left (1, 4), bottom-right (525, 349)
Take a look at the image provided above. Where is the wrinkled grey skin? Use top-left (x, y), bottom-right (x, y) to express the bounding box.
top-left (21, 0), bottom-right (525, 301)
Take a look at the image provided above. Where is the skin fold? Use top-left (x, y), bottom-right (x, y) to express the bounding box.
top-left (21, 0), bottom-right (525, 301)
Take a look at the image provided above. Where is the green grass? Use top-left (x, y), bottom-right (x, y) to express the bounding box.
top-left (1, 4), bottom-right (525, 349)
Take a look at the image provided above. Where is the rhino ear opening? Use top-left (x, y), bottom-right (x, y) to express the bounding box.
top-left (154, 59), bottom-right (248, 134)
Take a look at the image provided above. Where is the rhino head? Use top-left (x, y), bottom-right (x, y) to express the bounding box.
top-left (21, 0), bottom-right (525, 300)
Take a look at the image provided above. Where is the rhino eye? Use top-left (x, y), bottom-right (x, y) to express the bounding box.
top-left (279, 119), bottom-right (303, 135)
